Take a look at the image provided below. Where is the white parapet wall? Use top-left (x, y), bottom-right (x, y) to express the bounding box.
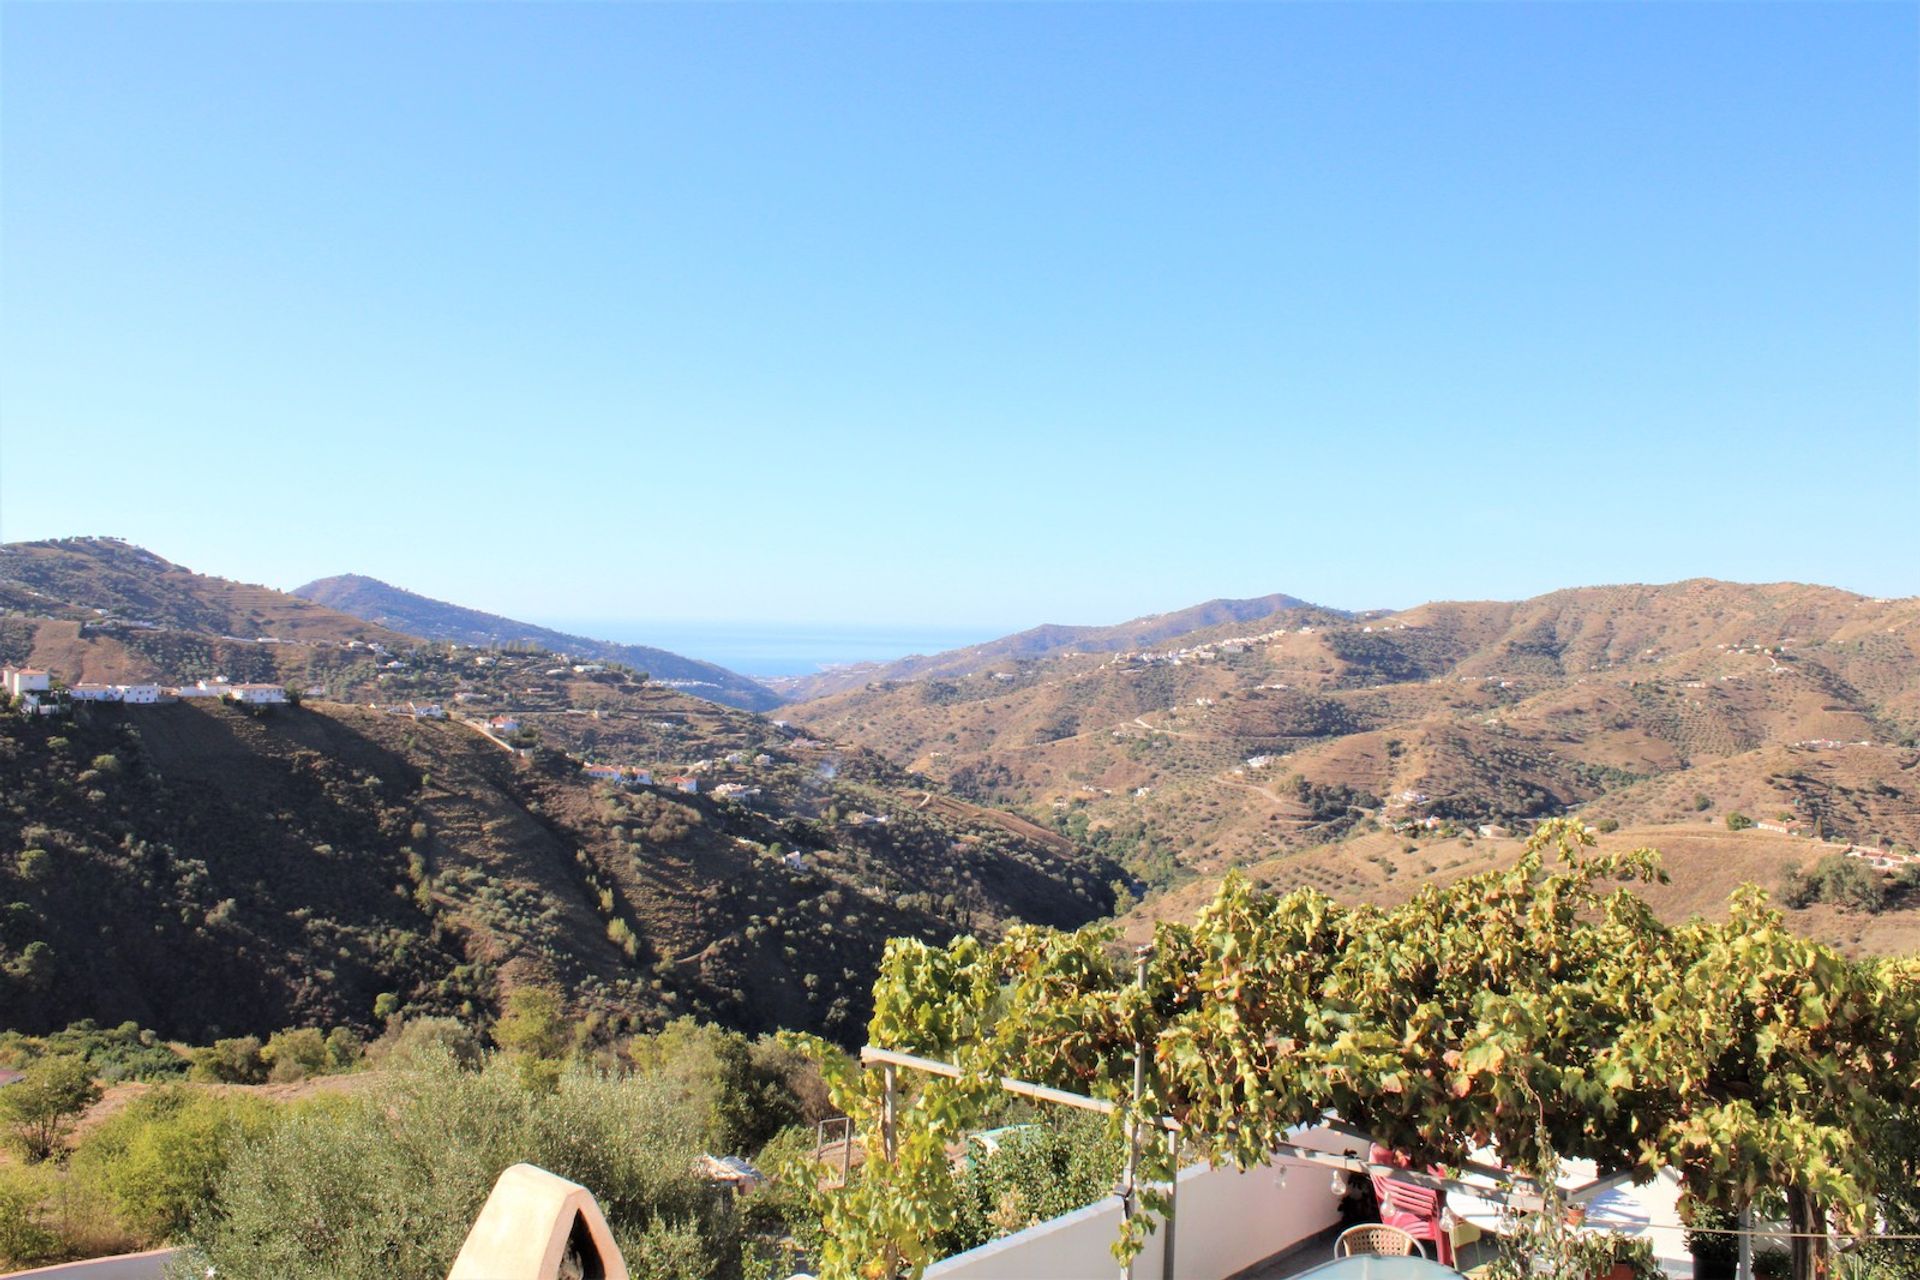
top-left (926, 1125), bottom-right (1354, 1280)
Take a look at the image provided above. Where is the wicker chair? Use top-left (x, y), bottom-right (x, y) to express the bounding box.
top-left (1334, 1223), bottom-right (1425, 1259)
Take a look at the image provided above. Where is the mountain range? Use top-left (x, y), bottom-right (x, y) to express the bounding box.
top-left (294, 572), bottom-right (781, 711)
top-left (777, 578), bottom-right (1920, 947)
top-left (0, 537), bottom-right (1115, 1041)
top-left (4, 535), bottom-right (1918, 1046)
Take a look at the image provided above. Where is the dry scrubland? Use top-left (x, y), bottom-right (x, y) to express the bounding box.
top-left (787, 580), bottom-right (1920, 946)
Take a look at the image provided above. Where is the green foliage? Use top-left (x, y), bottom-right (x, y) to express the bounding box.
top-left (0, 1054), bottom-right (101, 1162)
top-left (71, 1086), bottom-right (276, 1240)
top-left (0, 1164), bottom-right (61, 1268)
top-left (937, 1114), bottom-right (1121, 1255)
top-left (1726, 811), bottom-right (1754, 830)
top-left (187, 1052), bottom-right (740, 1280)
top-left (626, 1018), bottom-right (821, 1155)
top-left (623, 1215), bottom-right (723, 1280)
top-left (368, 1015), bottom-right (483, 1069)
top-left (1779, 855), bottom-right (1889, 914)
top-left (261, 1028), bottom-right (330, 1082)
top-left (794, 818), bottom-right (1920, 1279)
top-left (189, 1036), bottom-right (266, 1084)
top-left (0, 1019), bottom-right (185, 1083)
top-left (15, 848), bottom-right (50, 882)
top-left (492, 987), bottom-right (570, 1060)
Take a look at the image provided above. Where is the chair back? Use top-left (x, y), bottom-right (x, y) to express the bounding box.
top-left (1374, 1174), bottom-right (1442, 1219)
top-left (1333, 1224), bottom-right (1423, 1258)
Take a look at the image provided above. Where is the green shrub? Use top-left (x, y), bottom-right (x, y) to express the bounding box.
top-left (0, 1164), bottom-right (61, 1268)
top-left (261, 1029), bottom-right (329, 1083)
top-left (189, 1036), bottom-right (266, 1084)
top-left (937, 1112), bottom-right (1122, 1255)
top-left (492, 987), bottom-right (569, 1060)
top-left (72, 1086), bottom-right (276, 1240)
top-left (366, 1017), bottom-right (482, 1071)
top-left (1781, 855), bottom-right (1890, 914)
top-left (1725, 812), bottom-right (1754, 831)
top-left (187, 1052), bottom-right (738, 1280)
top-left (1, 1054), bottom-right (101, 1162)
top-left (0, 1019), bottom-right (184, 1083)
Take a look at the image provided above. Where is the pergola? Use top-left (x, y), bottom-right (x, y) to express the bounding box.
top-left (858, 1042), bottom-right (1649, 1280)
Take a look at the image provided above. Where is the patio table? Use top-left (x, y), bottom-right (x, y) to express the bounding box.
top-left (1286, 1258), bottom-right (1464, 1278)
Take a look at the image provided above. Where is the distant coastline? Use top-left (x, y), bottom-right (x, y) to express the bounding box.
top-left (534, 620), bottom-right (1008, 678)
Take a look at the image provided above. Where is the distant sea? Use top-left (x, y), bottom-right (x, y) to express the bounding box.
top-left (538, 621), bottom-right (1009, 679)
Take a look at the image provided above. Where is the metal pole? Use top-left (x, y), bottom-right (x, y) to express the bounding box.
top-left (1161, 1125), bottom-right (1178, 1280)
top-left (1118, 946), bottom-right (1150, 1280)
top-left (881, 1063), bottom-right (898, 1164)
top-left (1738, 1203), bottom-right (1754, 1280)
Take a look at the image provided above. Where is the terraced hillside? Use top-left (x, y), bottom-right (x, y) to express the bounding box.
top-left (0, 539), bottom-right (1119, 1043)
top-left (1120, 823), bottom-right (1920, 958)
top-left (0, 698), bottom-right (1116, 1044)
top-left (0, 538), bottom-right (779, 713)
top-left (767, 593), bottom-right (1349, 700)
top-left (783, 581), bottom-right (1920, 899)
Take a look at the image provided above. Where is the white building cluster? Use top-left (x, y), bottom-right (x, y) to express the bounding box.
top-left (1, 667), bottom-right (287, 712)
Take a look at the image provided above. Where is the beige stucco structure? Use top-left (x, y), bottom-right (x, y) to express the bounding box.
top-left (447, 1163), bottom-right (628, 1280)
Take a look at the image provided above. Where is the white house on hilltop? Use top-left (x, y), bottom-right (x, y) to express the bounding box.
top-left (1, 668), bottom-right (50, 698)
top-left (226, 684), bottom-right (287, 704)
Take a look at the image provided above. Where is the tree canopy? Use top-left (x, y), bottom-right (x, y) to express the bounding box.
top-left (791, 820), bottom-right (1920, 1279)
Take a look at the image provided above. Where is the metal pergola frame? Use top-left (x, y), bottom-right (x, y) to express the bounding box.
top-left (858, 1041), bottom-right (1638, 1280)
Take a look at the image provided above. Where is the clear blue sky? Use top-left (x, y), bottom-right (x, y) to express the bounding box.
top-left (4, 2), bottom-right (1915, 630)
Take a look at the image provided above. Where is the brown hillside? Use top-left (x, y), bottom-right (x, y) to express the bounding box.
top-left (1120, 823), bottom-right (1920, 958)
top-left (0, 697), bottom-right (1116, 1044)
top-left (783, 580), bottom-right (1920, 902)
top-left (0, 538), bottom-right (411, 647)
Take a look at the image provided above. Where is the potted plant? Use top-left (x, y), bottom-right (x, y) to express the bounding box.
top-left (1684, 1203), bottom-right (1738, 1279)
top-left (1574, 1233), bottom-right (1659, 1280)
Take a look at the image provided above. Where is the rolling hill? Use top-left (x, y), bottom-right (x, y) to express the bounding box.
top-left (0, 538), bottom-right (1118, 1042)
top-left (0, 692), bottom-right (1115, 1045)
top-left (294, 573), bottom-right (781, 712)
top-left (780, 579), bottom-right (1920, 946)
top-left (0, 538), bottom-right (411, 647)
top-left (767, 592), bottom-right (1348, 700)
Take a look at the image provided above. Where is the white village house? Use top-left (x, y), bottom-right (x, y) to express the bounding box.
top-left (1, 667), bottom-right (50, 698)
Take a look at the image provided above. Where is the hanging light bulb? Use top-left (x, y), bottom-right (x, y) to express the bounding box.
top-left (1274, 1165), bottom-right (1289, 1190)
top-left (1330, 1170), bottom-right (1348, 1197)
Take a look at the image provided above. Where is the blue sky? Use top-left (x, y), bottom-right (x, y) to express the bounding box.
top-left (3, 2), bottom-right (1915, 631)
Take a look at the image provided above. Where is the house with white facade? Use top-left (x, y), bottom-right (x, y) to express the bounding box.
top-left (2, 668), bottom-right (50, 699)
top-left (118, 684), bottom-right (162, 704)
top-left (69, 683), bottom-right (122, 701)
top-left (226, 684), bottom-right (287, 704)
top-left (169, 682), bottom-right (223, 699)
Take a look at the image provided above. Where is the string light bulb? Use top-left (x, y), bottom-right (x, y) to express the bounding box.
top-left (1330, 1171), bottom-right (1348, 1197)
top-left (1274, 1165), bottom-right (1289, 1190)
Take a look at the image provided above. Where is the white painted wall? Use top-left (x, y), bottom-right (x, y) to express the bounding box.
top-left (3, 1247), bottom-right (178, 1279)
top-left (926, 1126), bottom-right (1354, 1280)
